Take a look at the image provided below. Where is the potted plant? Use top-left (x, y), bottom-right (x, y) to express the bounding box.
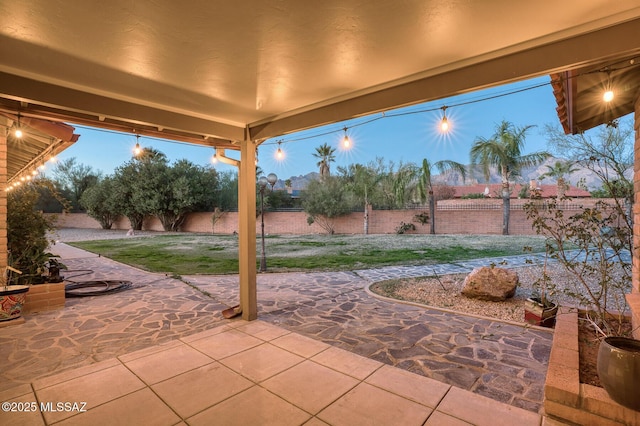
top-left (2, 180), bottom-right (67, 320)
top-left (523, 243), bottom-right (558, 328)
top-left (0, 265), bottom-right (28, 322)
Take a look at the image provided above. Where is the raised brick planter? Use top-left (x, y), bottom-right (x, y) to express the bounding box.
top-left (23, 282), bottom-right (65, 315)
top-left (544, 307), bottom-right (640, 425)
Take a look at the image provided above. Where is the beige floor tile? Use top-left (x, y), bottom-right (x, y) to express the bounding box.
top-left (180, 324), bottom-right (232, 343)
top-left (187, 328), bottom-right (263, 360)
top-left (234, 320), bottom-right (290, 341)
top-left (35, 364), bottom-right (145, 424)
top-left (271, 332), bottom-right (331, 358)
top-left (54, 388), bottom-right (180, 426)
top-left (311, 346), bottom-right (383, 380)
top-left (262, 360), bottom-right (359, 414)
top-left (365, 364), bottom-right (450, 408)
top-left (220, 342), bottom-right (304, 382)
top-left (32, 358), bottom-right (120, 390)
top-left (425, 411), bottom-right (473, 425)
top-left (118, 339), bottom-right (183, 363)
top-left (0, 383), bottom-right (34, 401)
top-left (437, 387), bottom-right (541, 426)
top-left (124, 342), bottom-right (213, 385)
top-left (317, 382), bottom-right (432, 426)
top-left (303, 418), bottom-right (330, 426)
top-left (151, 362), bottom-right (253, 418)
top-left (187, 386), bottom-right (311, 426)
top-left (0, 395), bottom-right (45, 426)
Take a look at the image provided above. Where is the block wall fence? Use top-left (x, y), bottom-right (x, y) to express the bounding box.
top-left (50, 198), bottom-right (612, 236)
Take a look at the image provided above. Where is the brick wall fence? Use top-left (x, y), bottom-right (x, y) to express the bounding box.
top-left (49, 198), bottom-right (613, 236)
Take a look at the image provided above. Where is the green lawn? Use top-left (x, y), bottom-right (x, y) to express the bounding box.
top-left (70, 233), bottom-right (548, 275)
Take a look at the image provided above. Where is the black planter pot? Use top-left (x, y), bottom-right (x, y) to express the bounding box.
top-left (597, 336), bottom-right (640, 411)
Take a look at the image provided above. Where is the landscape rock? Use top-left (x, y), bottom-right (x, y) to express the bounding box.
top-left (461, 267), bottom-right (518, 301)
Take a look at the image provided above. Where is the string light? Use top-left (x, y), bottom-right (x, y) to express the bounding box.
top-left (439, 106), bottom-right (450, 133)
top-left (211, 151), bottom-right (218, 164)
top-left (603, 69), bottom-right (614, 103)
top-left (133, 134), bottom-right (142, 156)
top-left (14, 113), bottom-right (23, 138)
top-left (275, 141), bottom-right (285, 160)
top-left (342, 128), bottom-right (351, 149)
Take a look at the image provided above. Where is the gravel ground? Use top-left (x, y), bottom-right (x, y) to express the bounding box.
top-left (371, 262), bottom-right (631, 324)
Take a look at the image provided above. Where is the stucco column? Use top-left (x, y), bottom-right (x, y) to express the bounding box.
top-left (238, 139), bottom-right (258, 320)
top-left (0, 129), bottom-right (6, 271)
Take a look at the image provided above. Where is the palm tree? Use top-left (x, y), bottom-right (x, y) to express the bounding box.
top-left (391, 162), bottom-right (419, 208)
top-left (417, 158), bottom-right (466, 234)
top-left (470, 120), bottom-right (550, 235)
top-left (312, 143), bottom-right (336, 179)
top-left (540, 160), bottom-right (579, 198)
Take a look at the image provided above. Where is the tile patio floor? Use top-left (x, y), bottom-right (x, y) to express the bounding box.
top-left (0, 240), bottom-right (563, 425)
top-left (3, 320), bottom-right (550, 426)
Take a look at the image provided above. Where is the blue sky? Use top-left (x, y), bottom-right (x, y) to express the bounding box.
top-left (53, 76), bottom-right (575, 180)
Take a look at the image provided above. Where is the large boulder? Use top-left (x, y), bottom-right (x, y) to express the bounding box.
top-left (461, 267), bottom-right (518, 301)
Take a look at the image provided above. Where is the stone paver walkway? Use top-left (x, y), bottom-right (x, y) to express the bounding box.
top-left (1, 242), bottom-right (553, 416)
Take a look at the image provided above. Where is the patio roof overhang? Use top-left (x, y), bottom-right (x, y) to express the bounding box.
top-left (0, 2), bottom-right (639, 148)
top-left (551, 53), bottom-right (640, 135)
top-left (0, 113), bottom-right (79, 183)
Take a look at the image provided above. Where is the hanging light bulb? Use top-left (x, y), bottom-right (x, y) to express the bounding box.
top-left (211, 151), bottom-right (218, 164)
top-left (603, 69), bottom-right (614, 103)
top-left (275, 141), bottom-right (284, 160)
top-left (133, 134), bottom-right (142, 156)
top-left (14, 113), bottom-right (23, 138)
top-left (342, 128), bottom-right (351, 149)
top-left (440, 106), bottom-right (450, 133)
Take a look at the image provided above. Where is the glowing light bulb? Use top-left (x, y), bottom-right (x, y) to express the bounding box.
top-left (342, 128), bottom-right (351, 149)
top-left (603, 90), bottom-right (614, 103)
top-left (440, 116), bottom-right (449, 132)
top-left (14, 128), bottom-right (23, 138)
top-left (439, 106), bottom-right (450, 133)
top-left (211, 153), bottom-right (218, 164)
top-left (133, 143), bottom-right (142, 156)
top-left (275, 141), bottom-right (284, 160)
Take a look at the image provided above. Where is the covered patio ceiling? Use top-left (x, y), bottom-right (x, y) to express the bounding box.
top-left (1, 113), bottom-right (79, 183)
top-left (0, 1), bottom-right (639, 149)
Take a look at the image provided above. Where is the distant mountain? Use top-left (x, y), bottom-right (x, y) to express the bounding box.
top-left (437, 157), bottom-right (609, 190)
top-left (271, 172), bottom-right (320, 190)
top-left (274, 157), bottom-right (611, 192)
